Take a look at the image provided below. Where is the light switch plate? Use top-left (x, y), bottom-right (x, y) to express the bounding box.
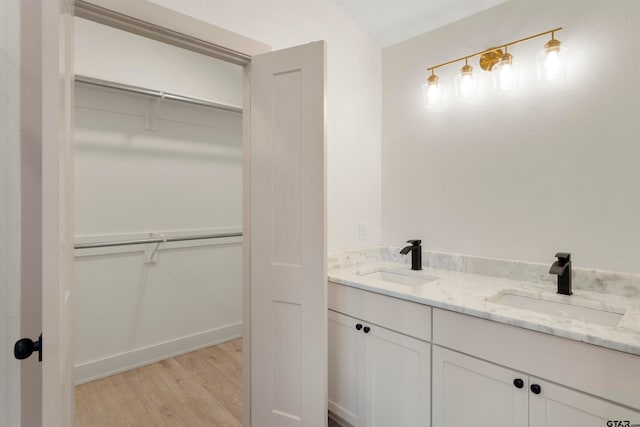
top-left (359, 223), bottom-right (367, 241)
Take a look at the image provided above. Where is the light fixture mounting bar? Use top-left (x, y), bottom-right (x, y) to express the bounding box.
top-left (426, 27), bottom-right (563, 72)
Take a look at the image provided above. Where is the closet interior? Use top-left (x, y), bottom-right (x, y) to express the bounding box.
top-left (73, 16), bottom-right (244, 425)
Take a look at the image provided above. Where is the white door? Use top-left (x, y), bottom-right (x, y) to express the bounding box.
top-left (41, 0), bottom-right (76, 425)
top-left (364, 322), bottom-right (430, 427)
top-left (11, 0), bottom-right (75, 426)
top-left (250, 41), bottom-right (327, 427)
top-left (432, 346), bottom-right (528, 427)
top-left (529, 378), bottom-right (640, 427)
top-left (12, 0), bottom-right (73, 427)
top-left (1, 1), bottom-right (22, 426)
top-left (18, 4), bottom-right (325, 426)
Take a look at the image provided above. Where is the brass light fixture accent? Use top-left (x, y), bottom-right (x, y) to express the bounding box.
top-left (425, 27), bottom-right (563, 90)
top-left (427, 71), bottom-right (439, 86)
top-left (545, 38), bottom-right (561, 52)
top-left (479, 48), bottom-right (503, 71)
top-left (427, 27), bottom-right (562, 73)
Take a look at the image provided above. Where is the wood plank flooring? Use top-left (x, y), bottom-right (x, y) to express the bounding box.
top-left (76, 338), bottom-right (344, 426)
top-left (75, 339), bottom-right (243, 427)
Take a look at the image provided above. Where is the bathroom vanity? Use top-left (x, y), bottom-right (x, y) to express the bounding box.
top-left (327, 248), bottom-right (640, 427)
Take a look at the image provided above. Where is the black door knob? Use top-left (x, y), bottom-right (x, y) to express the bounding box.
top-left (363, 326), bottom-right (371, 334)
top-left (513, 378), bottom-right (524, 389)
top-left (530, 384), bottom-right (541, 394)
top-left (14, 334), bottom-right (42, 362)
top-left (355, 324), bottom-right (363, 330)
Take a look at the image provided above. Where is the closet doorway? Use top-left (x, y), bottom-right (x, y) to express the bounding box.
top-left (72, 16), bottom-right (244, 426)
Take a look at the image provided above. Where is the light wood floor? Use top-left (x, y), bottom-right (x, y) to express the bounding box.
top-left (75, 339), bottom-right (243, 427)
top-left (76, 338), bottom-right (344, 426)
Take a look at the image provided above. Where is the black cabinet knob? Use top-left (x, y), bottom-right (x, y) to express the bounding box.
top-left (513, 378), bottom-right (524, 389)
top-left (530, 384), bottom-right (541, 394)
top-left (363, 326), bottom-right (371, 334)
top-left (355, 324), bottom-right (363, 330)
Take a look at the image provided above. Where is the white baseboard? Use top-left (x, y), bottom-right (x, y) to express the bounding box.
top-left (74, 322), bottom-right (242, 385)
top-left (328, 410), bottom-right (353, 427)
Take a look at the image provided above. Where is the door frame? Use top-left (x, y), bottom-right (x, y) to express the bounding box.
top-left (70, 1), bottom-right (272, 425)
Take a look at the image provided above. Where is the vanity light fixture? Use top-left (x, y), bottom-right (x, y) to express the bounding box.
top-left (492, 46), bottom-right (518, 91)
top-left (424, 27), bottom-right (564, 108)
top-left (536, 30), bottom-right (569, 81)
top-left (454, 58), bottom-right (478, 100)
top-left (422, 69), bottom-right (443, 110)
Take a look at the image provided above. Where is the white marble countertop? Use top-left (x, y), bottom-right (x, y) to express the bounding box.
top-left (328, 261), bottom-right (640, 356)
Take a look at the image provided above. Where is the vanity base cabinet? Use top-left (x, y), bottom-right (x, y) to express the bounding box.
top-left (328, 310), bottom-right (430, 427)
top-left (433, 346), bottom-right (640, 427)
top-left (432, 346), bottom-right (528, 427)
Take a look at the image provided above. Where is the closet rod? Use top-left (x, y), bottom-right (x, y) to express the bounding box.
top-left (74, 232), bottom-right (243, 250)
top-left (74, 75), bottom-right (243, 113)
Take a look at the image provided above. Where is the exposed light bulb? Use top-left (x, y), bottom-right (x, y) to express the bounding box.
top-left (423, 72), bottom-right (443, 110)
top-left (499, 63), bottom-right (514, 91)
top-left (492, 52), bottom-right (518, 92)
top-left (545, 50), bottom-right (560, 79)
top-left (537, 35), bottom-right (568, 82)
top-left (428, 84), bottom-right (440, 103)
top-left (455, 63), bottom-right (477, 101)
top-left (460, 74), bottom-right (472, 97)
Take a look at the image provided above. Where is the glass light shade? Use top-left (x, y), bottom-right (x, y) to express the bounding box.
top-left (537, 40), bottom-right (569, 81)
top-left (422, 74), bottom-right (443, 110)
top-left (454, 64), bottom-right (478, 100)
top-left (492, 53), bottom-right (519, 92)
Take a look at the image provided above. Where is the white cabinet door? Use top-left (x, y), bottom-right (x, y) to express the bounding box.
top-left (328, 310), bottom-right (430, 427)
top-left (364, 322), bottom-right (430, 427)
top-left (432, 346), bottom-right (528, 427)
top-left (529, 378), bottom-right (640, 427)
top-left (328, 311), bottom-right (365, 427)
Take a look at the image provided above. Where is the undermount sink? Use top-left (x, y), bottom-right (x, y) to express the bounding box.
top-left (359, 269), bottom-right (437, 286)
top-left (487, 290), bottom-right (626, 327)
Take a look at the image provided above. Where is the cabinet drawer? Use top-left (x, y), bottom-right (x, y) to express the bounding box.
top-left (328, 281), bottom-right (431, 341)
top-left (433, 308), bottom-right (640, 410)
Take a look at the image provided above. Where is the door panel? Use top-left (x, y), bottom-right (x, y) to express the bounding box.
top-left (529, 378), bottom-right (640, 427)
top-left (250, 41), bottom-right (327, 427)
top-left (20, 0), bottom-right (44, 422)
top-left (365, 324), bottom-right (430, 427)
top-left (432, 346), bottom-right (528, 427)
top-left (1, 1), bottom-right (23, 425)
top-left (41, 0), bottom-right (75, 425)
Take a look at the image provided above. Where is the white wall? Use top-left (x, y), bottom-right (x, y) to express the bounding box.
top-left (145, 0), bottom-right (383, 253)
top-left (75, 17), bottom-right (243, 107)
top-left (74, 85), bottom-right (242, 236)
top-left (74, 34), bottom-right (244, 381)
top-left (382, 0), bottom-right (640, 274)
top-left (0, 0), bottom-right (21, 424)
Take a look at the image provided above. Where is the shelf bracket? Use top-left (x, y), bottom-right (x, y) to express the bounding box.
top-left (144, 232), bottom-right (166, 263)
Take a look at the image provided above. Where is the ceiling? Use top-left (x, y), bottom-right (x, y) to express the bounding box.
top-left (332, 0), bottom-right (508, 47)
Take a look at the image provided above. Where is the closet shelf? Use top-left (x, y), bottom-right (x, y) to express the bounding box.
top-left (74, 231), bottom-right (243, 250)
top-left (75, 75), bottom-right (243, 113)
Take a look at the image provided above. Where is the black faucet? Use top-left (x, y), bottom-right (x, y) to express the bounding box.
top-left (400, 240), bottom-right (422, 271)
top-left (549, 252), bottom-right (572, 295)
